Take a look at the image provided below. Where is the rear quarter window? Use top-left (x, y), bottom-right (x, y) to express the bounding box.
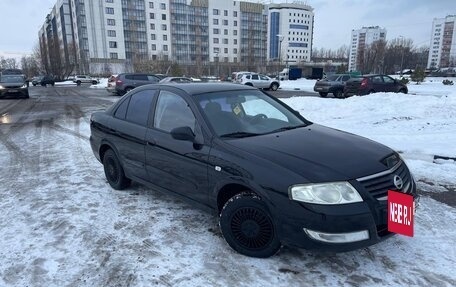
top-left (125, 90), bottom-right (156, 126)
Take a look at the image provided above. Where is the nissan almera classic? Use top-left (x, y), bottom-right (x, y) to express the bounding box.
top-left (90, 83), bottom-right (417, 258)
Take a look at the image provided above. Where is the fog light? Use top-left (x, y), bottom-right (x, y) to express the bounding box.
top-left (304, 228), bottom-right (369, 243)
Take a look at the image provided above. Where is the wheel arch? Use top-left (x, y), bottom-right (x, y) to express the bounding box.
top-left (216, 183), bottom-right (260, 214)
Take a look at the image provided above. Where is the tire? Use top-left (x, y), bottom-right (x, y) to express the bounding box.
top-left (92, 80), bottom-right (98, 85)
top-left (76, 80), bottom-right (81, 86)
top-left (270, 82), bottom-right (279, 91)
top-left (51, 83), bottom-right (55, 86)
top-left (399, 89), bottom-right (407, 94)
top-left (319, 92), bottom-right (328, 97)
top-left (103, 149), bottom-right (131, 190)
top-left (33, 83), bottom-right (37, 86)
top-left (125, 87), bottom-right (133, 93)
top-left (333, 90), bottom-right (344, 98)
top-left (368, 90), bottom-right (375, 95)
top-left (219, 192), bottom-right (281, 258)
top-left (245, 83), bottom-right (253, 87)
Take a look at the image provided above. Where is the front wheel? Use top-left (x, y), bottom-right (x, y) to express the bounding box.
top-left (398, 88), bottom-right (407, 94)
top-left (92, 80), bottom-right (98, 85)
top-left (319, 92), bottom-right (328, 97)
top-left (103, 149), bottom-right (131, 190)
top-left (270, 83), bottom-right (279, 91)
top-left (219, 193), bottom-right (281, 258)
top-left (333, 90), bottom-right (344, 98)
top-left (76, 80), bottom-right (81, 86)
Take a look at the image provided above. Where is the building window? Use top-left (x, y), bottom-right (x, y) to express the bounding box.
top-left (152, 44), bottom-right (156, 50)
top-left (163, 34), bottom-right (167, 41)
top-left (149, 2), bottom-right (153, 8)
top-left (223, 19), bottom-right (228, 26)
top-left (224, 10), bottom-right (228, 16)
top-left (105, 7), bottom-right (114, 14)
top-left (234, 39), bottom-right (237, 45)
top-left (163, 45), bottom-right (168, 51)
top-left (234, 20), bottom-right (237, 26)
top-left (110, 52), bottom-right (118, 59)
top-left (150, 23), bottom-right (155, 30)
top-left (224, 29), bottom-right (228, 35)
top-left (213, 9), bottom-right (219, 15)
top-left (233, 30), bottom-right (237, 36)
top-left (213, 19), bottom-right (219, 25)
top-left (233, 11), bottom-right (237, 17)
top-left (223, 38), bottom-right (228, 44)
top-left (106, 0), bottom-right (113, 2)
top-left (109, 41), bottom-right (117, 48)
top-left (160, 3), bottom-right (166, 9)
top-left (233, 48), bottom-right (238, 54)
top-left (224, 48), bottom-right (228, 53)
top-left (108, 30), bottom-right (116, 37)
top-left (107, 19), bottom-right (115, 26)
top-left (161, 24), bottom-right (167, 31)
top-left (150, 13), bottom-right (154, 19)
top-left (162, 14), bottom-right (166, 20)
top-left (151, 34), bottom-right (156, 40)
top-left (213, 38), bottom-right (219, 44)
top-left (213, 28), bottom-right (219, 34)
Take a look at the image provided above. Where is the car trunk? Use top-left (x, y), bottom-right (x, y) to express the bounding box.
top-left (344, 78), bottom-right (363, 94)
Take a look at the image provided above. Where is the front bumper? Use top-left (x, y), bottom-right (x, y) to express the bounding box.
top-left (0, 87), bottom-right (28, 98)
top-left (275, 199), bottom-right (394, 252)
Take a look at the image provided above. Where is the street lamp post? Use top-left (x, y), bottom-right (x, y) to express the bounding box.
top-left (277, 34), bottom-right (284, 68)
top-left (399, 36), bottom-right (404, 77)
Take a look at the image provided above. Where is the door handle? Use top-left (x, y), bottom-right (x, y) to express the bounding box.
top-left (146, 140), bottom-right (156, 146)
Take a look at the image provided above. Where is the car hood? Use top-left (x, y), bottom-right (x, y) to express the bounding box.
top-left (227, 124), bottom-right (393, 182)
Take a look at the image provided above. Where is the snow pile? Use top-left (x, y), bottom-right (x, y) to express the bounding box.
top-left (54, 80), bottom-right (77, 86)
top-left (89, 78), bottom-right (109, 89)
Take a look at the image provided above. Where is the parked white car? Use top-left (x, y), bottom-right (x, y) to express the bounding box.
top-left (73, 75), bottom-right (99, 85)
top-left (239, 73), bottom-right (280, 91)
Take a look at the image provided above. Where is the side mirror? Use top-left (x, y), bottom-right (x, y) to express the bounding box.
top-left (170, 126), bottom-right (195, 142)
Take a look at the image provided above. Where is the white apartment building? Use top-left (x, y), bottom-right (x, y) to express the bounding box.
top-left (348, 26), bottom-right (387, 72)
top-left (427, 15), bottom-right (456, 69)
top-left (40, 0), bottom-right (307, 75)
top-left (267, 2), bottom-right (314, 64)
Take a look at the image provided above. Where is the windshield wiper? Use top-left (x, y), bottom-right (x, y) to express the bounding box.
top-left (269, 124), bottom-right (308, 134)
top-left (220, 131), bottom-right (260, 138)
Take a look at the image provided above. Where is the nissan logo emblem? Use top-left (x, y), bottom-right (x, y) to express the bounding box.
top-left (393, 175), bottom-right (404, 190)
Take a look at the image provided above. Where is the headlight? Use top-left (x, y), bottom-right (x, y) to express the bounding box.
top-left (21, 84), bottom-right (28, 88)
top-left (0, 85), bottom-right (5, 90)
top-left (289, 182), bottom-right (363, 205)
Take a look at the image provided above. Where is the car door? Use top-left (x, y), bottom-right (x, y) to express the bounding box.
top-left (371, 75), bottom-right (385, 92)
top-left (382, 75), bottom-right (397, 92)
top-left (250, 74), bottom-right (261, 88)
top-left (144, 89), bottom-right (211, 205)
top-left (259, 75), bottom-right (271, 89)
top-left (109, 89), bottom-right (156, 180)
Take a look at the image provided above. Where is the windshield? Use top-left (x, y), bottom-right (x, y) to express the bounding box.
top-left (0, 75), bottom-right (24, 83)
top-left (196, 90), bottom-right (309, 137)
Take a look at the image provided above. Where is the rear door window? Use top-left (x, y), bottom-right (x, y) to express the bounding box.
top-left (147, 75), bottom-right (160, 82)
top-left (114, 97), bottom-right (130, 119)
top-left (134, 74), bottom-right (148, 81)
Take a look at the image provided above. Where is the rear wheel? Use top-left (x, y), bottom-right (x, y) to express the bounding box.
top-left (398, 88), bottom-right (407, 94)
top-left (76, 80), bottom-right (82, 86)
top-left (92, 80), bottom-right (98, 85)
top-left (319, 92), bottom-right (328, 97)
top-left (245, 83), bottom-right (253, 87)
top-left (125, 87), bottom-right (134, 93)
top-left (219, 192), bottom-right (281, 258)
top-left (103, 149), bottom-right (131, 190)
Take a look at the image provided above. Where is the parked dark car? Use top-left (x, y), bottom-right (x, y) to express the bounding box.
top-left (114, 73), bottom-right (161, 95)
top-left (344, 74), bottom-right (408, 97)
top-left (90, 83), bottom-right (417, 258)
top-left (33, 75), bottom-right (55, 86)
top-left (313, 74), bottom-right (358, 98)
top-left (0, 74), bottom-right (29, 98)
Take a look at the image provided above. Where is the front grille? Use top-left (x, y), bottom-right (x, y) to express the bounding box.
top-left (7, 86), bottom-right (22, 89)
top-left (357, 161), bottom-right (415, 200)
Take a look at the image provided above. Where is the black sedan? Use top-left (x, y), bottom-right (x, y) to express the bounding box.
top-left (90, 83), bottom-right (417, 257)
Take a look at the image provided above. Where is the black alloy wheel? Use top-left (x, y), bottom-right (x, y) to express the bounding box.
top-left (270, 83), bottom-right (279, 91)
top-left (220, 193), bottom-right (281, 258)
top-left (103, 149), bottom-right (131, 190)
top-left (333, 89), bottom-right (344, 98)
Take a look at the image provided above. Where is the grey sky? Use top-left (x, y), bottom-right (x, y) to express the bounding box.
top-left (0, 0), bottom-right (454, 57)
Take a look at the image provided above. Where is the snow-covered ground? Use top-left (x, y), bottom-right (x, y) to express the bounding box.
top-left (0, 81), bottom-right (455, 286)
top-left (90, 78), bottom-right (109, 89)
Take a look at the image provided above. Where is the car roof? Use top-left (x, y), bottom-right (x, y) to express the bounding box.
top-left (137, 82), bottom-right (257, 95)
